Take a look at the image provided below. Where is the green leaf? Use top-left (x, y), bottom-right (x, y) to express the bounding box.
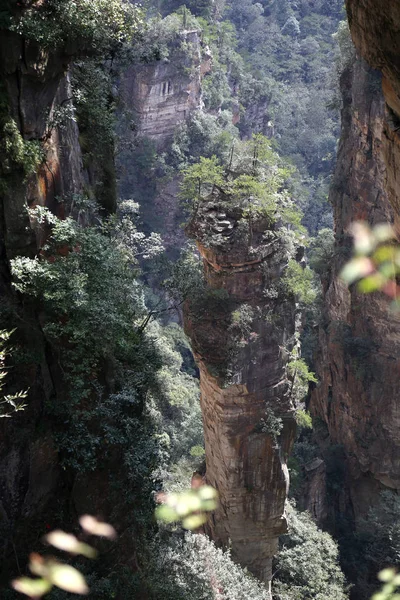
top-left (340, 257), bottom-right (374, 284)
top-left (201, 499), bottom-right (218, 511)
top-left (175, 493), bottom-right (202, 516)
top-left (373, 224), bottom-right (395, 244)
top-left (12, 577), bottom-right (52, 598)
top-left (48, 563), bottom-right (89, 595)
top-left (379, 261), bottom-right (398, 279)
top-left (198, 485), bottom-right (218, 501)
top-left (350, 222), bottom-right (375, 255)
top-left (378, 569), bottom-right (397, 583)
top-left (79, 515), bottom-right (117, 539)
top-left (182, 514), bottom-right (208, 530)
top-left (373, 245), bottom-right (397, 264)
top-left (357, 273), bottom-right (385, 293)
top-left (45, 530), bottom-right (97, 558)
top-left (155, 505), bottom-right (178, 524)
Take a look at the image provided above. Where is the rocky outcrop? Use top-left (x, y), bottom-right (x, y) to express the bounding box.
top-left (119, 29), bottom-right (211, 253)
top-left (0, 29), bottom-right (83, 257)
top-left (310, 57), bottom-right (400, 521)
top-left (184, 196), bottom-right (298, 594)
top-left (122, 29), bottom-right (211, 147)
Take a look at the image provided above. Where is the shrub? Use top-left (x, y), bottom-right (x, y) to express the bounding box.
top-left (274, 502), bottom-right (349, 600)
top-left (146, 531), bottom-right (269, 599)
top-left (12, 0), bottom-right (143, 55)
top-left (1, 117), bottom-right (44, 179)
top-left (282, 260), bottom-right (317, 305)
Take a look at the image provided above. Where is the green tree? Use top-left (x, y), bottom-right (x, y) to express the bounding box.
top-left (12, 0), bottom-right (143, 54)
top-left (282, 260), bottom-right (317, 305)
top-left (0, 330), bottom-right (27, 418)
top-left (180, 156), bottom-right (224, 210)
top-left (274, 502), bottom-right (349, 600)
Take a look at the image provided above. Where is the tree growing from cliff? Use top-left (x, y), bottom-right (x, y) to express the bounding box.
top-left (180, 155), bottom-right (224, 211)
top-left (282, 260), bottom-right (317, 305)
top-left (159, 0), bottom-right (215, 19)
top-left (180, 134), bottom-right (302, 230)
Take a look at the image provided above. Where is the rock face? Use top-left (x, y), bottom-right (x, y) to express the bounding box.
top-left (0, 31), bottom-right (83, 259)
top-left (184, 197), bottom-right (298, 593)
top-left (0, 29), bottom-right (85, 573)
top-left (310, 57), bottom-right (400, 521)
top-left (346, 0), bottom-right (400, 227)
top-left (122, 29), bottom-right (211, 147)
top-left (119, 29), bottom-right (211, 253)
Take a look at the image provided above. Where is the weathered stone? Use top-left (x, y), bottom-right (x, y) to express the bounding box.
top-left (346, 0), bottom-right (400, 228)
top-left (184, 198), bottom-right (298, 594)
top-left (121, 30), bottom-right (211, 148)
top-left (310, 58), bottom-right (400, 521)
top-left (119, 30), bottom-right (211, 253)
top-left (0, 27), bottom-right (84, 578)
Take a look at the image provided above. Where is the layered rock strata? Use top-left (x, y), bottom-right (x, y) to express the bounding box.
top-left (121, 29), bottom-right (211, 147)
top-left (184, 196), bottom-right (298, 593)
top-left (310, 57), bottom-right (400, 520)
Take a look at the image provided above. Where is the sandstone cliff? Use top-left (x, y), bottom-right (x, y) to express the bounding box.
top-left (310, 56), bottom-right (400, 522)
top-left (122, 29), bottom-right (211, 147)
top-left (119, 28), bottom-right (211, 253)
top-left (184, 195), bottom-right (298, 594)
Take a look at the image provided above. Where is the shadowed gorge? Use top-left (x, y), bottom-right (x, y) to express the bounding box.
top-left (0, 1), bottom-right (399, 600)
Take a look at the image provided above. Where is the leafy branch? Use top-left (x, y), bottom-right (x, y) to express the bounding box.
top-left (0, 330), bottom-right (28, 418)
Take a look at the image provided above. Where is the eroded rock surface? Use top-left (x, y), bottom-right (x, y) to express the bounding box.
top-left (119, 29), bottom-right (211, 253)
top-left (310, 58), bottom-right (400, 520)
top-left (122, 29), bottom-right (211, 147)
top-left (184, 197), bottom-right (298, 592)
top-left (347, 0), bottom-right (400, 225)
top-left (0, 29), bottom-right (84, 572)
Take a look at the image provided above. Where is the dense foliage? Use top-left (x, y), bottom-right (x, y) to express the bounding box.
top-left (274, 502), bottom-right (349, 600)
top-left (12, 0), bottom-right (143, 54)
top-left (0, 1), bottom-right (364, 598)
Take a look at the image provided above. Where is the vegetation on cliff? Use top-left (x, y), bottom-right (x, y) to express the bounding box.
top-left (3, 0), bottom-right (399, 599)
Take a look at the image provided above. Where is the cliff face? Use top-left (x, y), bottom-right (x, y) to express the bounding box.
top-left (184, 197), bottom-right (298, 593)
top-left (122, 29), bottom-right (211, 147)
top-left (346, 0), bottom-right (400, 228)
top-left (0, 29), bottom-right (85, 570)
top-left (310, 57), bottom-right (400, 521)
top-left (119, 29), bottom-right (211, 252)
top-left (0, 31), bottom-right (83, 259)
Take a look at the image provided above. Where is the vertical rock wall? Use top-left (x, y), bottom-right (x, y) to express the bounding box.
top-left (0, 29), bottom-right (85, 574)
top-left (184, 198), bottom-right (298, 593)
top-left (119, 29), bottom-right (211, 253)
top-left (310, 57), bottom-right (400, 521)
top-left (121, 29), bottom-right (211, 147)
top-left (346, 0), bottom-right (400, 227)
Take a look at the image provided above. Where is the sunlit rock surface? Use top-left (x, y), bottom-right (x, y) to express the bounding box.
top-left (184, 196), bottom-right (298, 593)
top-left (122, 29), bottom-right (211, 147)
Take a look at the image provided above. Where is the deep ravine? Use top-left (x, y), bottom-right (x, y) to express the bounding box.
top-left (0, 2), bottom-right (399, 600)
